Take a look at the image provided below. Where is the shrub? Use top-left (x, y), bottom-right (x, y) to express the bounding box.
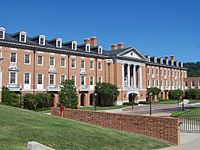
top-left (123, 102), bottom-right (138, 106)
top-left (1, 86), bottom-right (20, 107)
top-left (187, 89), bottom-right (200, 99)
top-left (95, 82), bottom-right (119, 106)
top-left (59, 79), bottom-right (78, 109)
top-left (138, 101), bottom-right (150, 105)
top-left (169, 90), bottom-right (184, 100)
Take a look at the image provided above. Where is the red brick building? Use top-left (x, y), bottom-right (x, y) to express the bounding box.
top-left (0, 27), bottom-right (188, 106)
top-left (184, 77), bottom-right (200, 90)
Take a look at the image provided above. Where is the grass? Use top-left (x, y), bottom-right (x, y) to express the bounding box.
top-left (171, 108), bottom-right (200, 117)
top-left (188, 99), bottom-right (200, 104)
top-left (78, 105), bottom-right (129, 111)
top-left (154, 99), bottom-right (200, 105)
top-left (0, 104), bottom-right (170, 150)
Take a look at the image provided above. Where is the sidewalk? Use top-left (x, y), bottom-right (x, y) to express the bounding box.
top-left (159, 133), bottom-right (200, 150)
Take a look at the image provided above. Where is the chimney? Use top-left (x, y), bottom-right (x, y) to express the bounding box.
top-left (111, 44), bottom-right (118, 50)
top-left (84, 38), bottom-right (90, 44)
top-left (164, 56), bottom-right (168, 60)
top-left (170, 55), bottom-right (175, 60)
top-left (117, 43), bottom-right (124, 49)
top-left (90, 36), bottom-right (97, 47)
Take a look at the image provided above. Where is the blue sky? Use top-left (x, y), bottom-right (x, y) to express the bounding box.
top-left (0, 0), bottom-right (200, 62)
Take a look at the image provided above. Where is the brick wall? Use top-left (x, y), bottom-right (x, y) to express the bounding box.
top-left (52, 108), bottom-right (180, 145)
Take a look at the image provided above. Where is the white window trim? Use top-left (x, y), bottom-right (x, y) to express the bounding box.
top-left (60, 75), bottom-right (66, 83)
top-left (98, 62), bottom-right (102, 70)
top-left (24, 73), bottom-right (31, 85)
top-left (72, 41), bottom-right (77, 50)
top-left (9, 72), bottom-right (17, 84)
top-left (90, 76), bottom-right (94, 86)
top-left (24, 54), bottom-right (31, 65)
top-left (19, 31), bottom-right (27, 43)
top-left (49, 74), bottom-right (56, 85)
top-left (39, 35), bottom-right (46, 46)
top-left (0, 27), bottom-right (5, 39)
top-left (56, 38), bottom-right (62, 48)
top-left (49, 57), bottom-right (55, 66)
top-left (71, 58), bottom-right (76, 68)
top-left (80, 75), bottom-right (86, 86)
top-left (37, 73), bottom-right (43, 85)
top-left (85, 43), bottom-right (90, 52)
top-left (71, 75), bottom-right (76, 86)
top-left (10, 52), bottom-right (17, 63)
top-left (37, 55), bottom-right (43, 66)
top-left (90, 60), bottom-right (94, 70)
top-left (98, 46), bottom-right (103, 54)
top-left (81, 59), bottom-right (85, 69)
top-left (61, 57), bottom-right (66, 67)
top-left (98, 76), bottom-right (102, 83)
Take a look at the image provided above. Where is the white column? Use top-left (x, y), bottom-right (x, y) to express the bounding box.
top-left (127, 64), bottom-right (130, 87)
top-left (139, 66), bottom-right (143, 89)
top-left (133, 65), bottom-right (136, 88)
top-left (121, 64), bottom-right (124, 88)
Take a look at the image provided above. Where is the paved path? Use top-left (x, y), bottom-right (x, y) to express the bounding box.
top-left (159, 133), bottom-right (200, 150)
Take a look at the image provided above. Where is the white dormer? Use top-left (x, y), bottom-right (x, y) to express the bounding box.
top-left (85, 43), bottom-right (90, 52)
top-left (0, 27), bottom-right (5, 39)
top-left (72, 41), bottom-right (77, 50)
top-left (181, 62), bottom-right (183, 67)
top-left (176, 61), bottom-right (179, 67)
top-left (171, 60), bottom-right (174, 66)
top-left (160, 58), bottom-right (163, 64)
top-left (19, 31), bottom-right (27, 43)
top-left (39, 35), bottom-right (46, 46)
top-left (166, 59), bottom-right (169, 65)
top-left (147, 56), bottom-right (150, 62)
top-left (154, 57), bottom-right (157, 63)
top-left (56, 38), bottom-right (62, 48)
top-left (98, 46), bottom-right (103, 54)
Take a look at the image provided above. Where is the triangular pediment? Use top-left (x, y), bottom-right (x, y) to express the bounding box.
top-left (118, 48), bottom-right (146, 60)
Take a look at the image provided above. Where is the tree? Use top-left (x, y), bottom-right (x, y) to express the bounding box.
top-left (169, 90), bottom-right (184, 100)
top-left (147, 87), bottom-right (161, 101)
top-left (59, 79), bottom-right (78, 109)
top-left (1, 86), bottom-right (20, 107)
top-left (95, 82), bottom-right (119, 106)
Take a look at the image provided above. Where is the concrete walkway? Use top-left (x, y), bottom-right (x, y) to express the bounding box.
top-left (159, 133), bottom-right (200, 150)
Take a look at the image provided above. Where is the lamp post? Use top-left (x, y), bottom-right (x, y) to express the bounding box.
top-left (131, 93), bottom-right (134, 109)
top-left (94, 93), bottom-right (97, 111)
top-left (149, 92), bottom-right (152, 115)
top-left (182, 97), bottom-right (185, 111)
top-left (19, 88), bottom-right (22, 108)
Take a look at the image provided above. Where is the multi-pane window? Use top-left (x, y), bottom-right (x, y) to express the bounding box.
top-left (37, 74), bottom-right (43, 84)
top-left (164, 70), bottom-right (166, 76)
top-left (81, 60), bottom-right (85, 69)
top-left (60, 75), bottom-right (65, 83)
top-left (148, 80), bottom-right (150, 86)
top-left (24, 54), bottom-right (30, 64)
top-left (10, 72), bottom-right (16, 84)
top-left (90, 60), bottom-right (94, 69)
top-left (98, 76), bottom-right (102, 83)
top-left (37, 56), bottom-right (43, 65)
top-left (11, 53), bottom-right (16, 63)
top-left (71, 76), bottom-right (76, 85)
top-left (90, 76), bottom-right (94, 86)
top-left (81, 75), bottom-right (85, 85)
top-left (185, 81), bottom-right (188, 87)
top-left (147, 68), bottom-right (150, 74)
top-left (86, 45), bottom-right (90, 52)
top-left (152, 69), bottom-right (154, 75)
top-left (192, 81), bottom-right (195, 86)
top-left (152, 79), bottom-right (155, 87)
top-left (157, 80), bottom-right (159, 86)
top-left (40, 37), bottom-right (45, 45)
top-left (49, 74), bottom-right (55, 85)
top-left (164, 80), bottom-right (167, 87)
top-left (71, 59), bottom-right (76, 68)
top-left (61, 58), bottom-right (66, 67)
top-left (98, 62), bottom-right (102, 70)
top-left (20, 34), bottom-right (26, 42)
top-left (24, 73), bottom-right (30, 84)
top-left (50, 57), bottom-right (55, 66)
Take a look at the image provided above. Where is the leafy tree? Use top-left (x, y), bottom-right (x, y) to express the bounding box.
top-left (95, 82), bottom-right (119, 106)
top-left (147, 87), bottom-right (161, 96)
top-left (1, 86), bottom-right (20, 107)
top-left (169, 90), bottom-right (184, 100)
top-left (184, 61), bottom-right (200, 77)
top-left (59, 79), bottom-right (78, 109)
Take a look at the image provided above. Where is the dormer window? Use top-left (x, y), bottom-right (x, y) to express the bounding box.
top-left (56, 38), bottom-right (62, 48)
top-left (19, 31), bottom-right (27, 43)
top-left (39, 35), bottom-right (45, 46)
top-left (154, 57), bottom-right (157, 63)
top-left (0, 27), bottom-right (5, 39)
top-left (160, 58), bottom-right (163, 64)
top-left (171, 60), bottom-right (174, 66)
top-left (98, 46), bottom-right (103, 54)
top-left (72, 41), bottom-right (77, 50)
top-left (147, 56), bottom-right (150, 62)
top-left (85, 44), bottom-right (90, 52)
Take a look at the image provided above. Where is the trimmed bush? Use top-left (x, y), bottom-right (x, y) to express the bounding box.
top-left (123, 102), bottom-right (138, 106)
top-left (169, 89), bottom-right (184, 100)
top-left (1, 86), bottom-right (20, 107)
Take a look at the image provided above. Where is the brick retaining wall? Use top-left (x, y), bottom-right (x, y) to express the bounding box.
top-left (52, 108), bottom-right (180, 145)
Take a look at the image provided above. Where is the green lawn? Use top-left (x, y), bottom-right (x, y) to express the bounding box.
top-left (78, 105), bottom-right (130, 111)
top-left (154, 99), bottom-right (200, 105)
top-left (188, 99), bottom-right (200, 104)
top-left (171, 108), bottom-right (200, 117)
top-left (0, 104), bottom-right (169, 150)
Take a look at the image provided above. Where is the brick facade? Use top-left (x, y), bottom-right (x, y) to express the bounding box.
top-left (52, 108), bottom-right (180, 145)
